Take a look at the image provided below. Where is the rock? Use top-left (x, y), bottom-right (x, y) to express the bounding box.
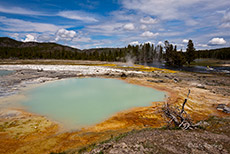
top-left (151, 73), bottom-right (159, 78)
top-left (121, 72), bottom-right (127, 78)
top-left (164, 75), bottom-right (172, 79)
top-left (109, 148), bottom-right (120, 154)
top-left (173, 78), bottom-right (179, 83)
top-left (196, 84), bottom-right (205, 89)
top-left (90, 149), bottom-right (101, 154)
top-left (128, 73), bottom-right (135, 77)
top-left (120, 142), bottom-right (128, 148)
top-left (217, 104), bottom-right (230, 113)
top-left (147, 79), bottom-right (164, 83)
top-left (203, 143), bottom-right (213, 151)
top-left (37, 68), bottom-right (43, 72)
top-left (101, 143), bottom-right (112, 150)
top-left (191, 149), bottom-right (206, 154)
top-left (213, 144), bottom-right (223, 151)
top-left (187, 142), bottom-right (200, 149)
top-left (194, 121), bottom-right (210, 128)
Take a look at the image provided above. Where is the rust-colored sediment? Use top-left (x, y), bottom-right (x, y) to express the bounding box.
top-left (0, 77), bottom-right (229, 154)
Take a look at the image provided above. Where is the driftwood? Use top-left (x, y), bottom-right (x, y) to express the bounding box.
top-left (163, 90), bottom-right (194, 130)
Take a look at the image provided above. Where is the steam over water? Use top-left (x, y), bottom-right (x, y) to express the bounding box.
top-left (21, 78), bottom-right (165, 129)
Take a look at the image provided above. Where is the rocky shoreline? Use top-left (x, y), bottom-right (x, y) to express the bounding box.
top-left (1, 63), bottom-right (230, 98)
top-left (0, 64), bottom-right (146, 97)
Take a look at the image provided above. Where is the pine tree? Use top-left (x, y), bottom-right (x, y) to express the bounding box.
top-left (157, 45), bottom-right (163, 62)
top-left (164, 41), bottom-right (174, 65)
top-left (186, 40), bottom-right (196, 64)
top-left (164, 41), bottom-right (186, 66)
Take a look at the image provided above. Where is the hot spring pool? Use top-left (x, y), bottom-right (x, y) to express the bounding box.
top-left (21, 78), bottom-right (166, 128)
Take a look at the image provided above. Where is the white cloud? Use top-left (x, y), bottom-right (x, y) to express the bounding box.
top-left (129, 41), bottom-right (139, 45)
top-left (221, 22), bottom-right (230, 28)
top-left (55, 29), bottom-right (77, 41)
top-left (110, 10), bottom-right (136, 21)
top-left (34, 29), bottom-right (92, 44)
top-left (185, 19), bottom-right (198, 26)
top-left (123, 23), bottom-right (135, 30)
top-left (0, 5), bottom-right (45, 16)
top-left (0, 16), bottom-right (63, 32)
top-left (23, 34), bottom-right (37, 42)
top-left (197, 44), bottom-right (208, 47)
top-left (37, 34), bottom-right (56, 42)
top-left (182, 39), bottom-right (189, 43)
top-left (122, 0), bottom-right (195, 20)
top-left (221, 10), bottom-right (230, 28)
top-left (86, 22), bottom-right (124, 35)
top-left (78, 0), bottom-right (99, 9)
top-left (58, 11), bottom-right (98, 22)
top-left (9, 33), bottom-right (19, 40)
top-left (208, 37), bottom-right (226, 45)
top-left (161, 31), bottom-right (184, 37)
top-left (140, 17), bottom-right (157, 24)
top-left (157, 41), bottom-right (164, 46)
top-left (70, 45), bottom-right (81, 49)
top-left (145, 41), bottom-right (154, 44)
top-left (140, 25), bottom-right (147, 30)
top-left (121, 0), bottom-right (230, 24)
top-left (141, 31), bottom-right (159, 37)
top-left (54, 29), bottom-right (92, 43)
top-left (72, 37), bottom-right (91, 42)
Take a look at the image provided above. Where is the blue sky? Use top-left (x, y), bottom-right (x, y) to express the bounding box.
top-left (0, 0), bottom-right (230, 50)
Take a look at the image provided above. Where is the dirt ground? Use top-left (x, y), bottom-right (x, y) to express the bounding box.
top-left (0, 60), bottom-right (229, 154)
top-left (82, 117), bottom-right (230, 154)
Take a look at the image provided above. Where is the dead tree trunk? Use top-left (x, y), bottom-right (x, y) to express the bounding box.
top-left (180, 89), bottom-right (190, 115)
top-left (163, 90), bottom-right (193, 130)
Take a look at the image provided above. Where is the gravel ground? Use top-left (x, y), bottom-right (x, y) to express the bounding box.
top-left (79, 117), bottom-right (230, 154)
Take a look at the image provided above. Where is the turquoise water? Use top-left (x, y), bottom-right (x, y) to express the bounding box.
top-left (21, 78), bottom-right (166, 128)
top-left (0, 70), bottom-right (14, 76)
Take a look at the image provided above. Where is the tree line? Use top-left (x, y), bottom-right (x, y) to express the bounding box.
top-left (196, 47), bottom-right (230, 60)
top-left (1, 37), bottom-right (229, 66)
top-left (0, 38), bottom-right (164, 63)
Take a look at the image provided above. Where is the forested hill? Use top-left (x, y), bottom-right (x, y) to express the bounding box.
top-left (0, 37), bottom-right (147, 62)
top-left (0, 37), bottom-right (82, 59)
top-left (0, 37), bottom-right (126, 61)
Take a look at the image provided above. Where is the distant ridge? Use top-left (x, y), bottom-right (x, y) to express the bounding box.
top-left (0, 37), bottom-right (80, 51)
top-left (0, 37), bottom-right (123, 60)
top-left (0, 37), bottom-right (84, 59)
